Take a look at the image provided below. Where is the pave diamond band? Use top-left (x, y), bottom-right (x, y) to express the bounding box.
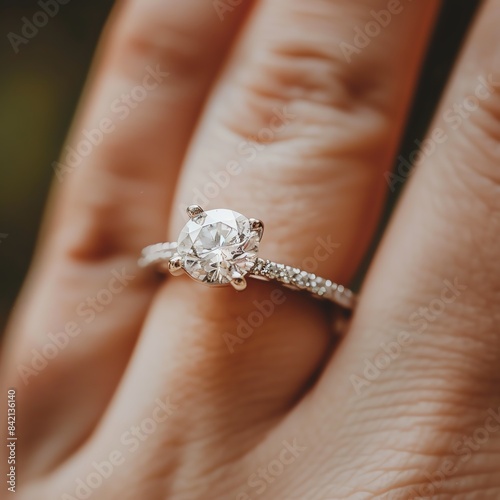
top-left (138, 241), bottom-right (179, 268)
top-left (139, 206), bottom-right (356, 311)
top-left (251, 258), bottom-right (355, 309)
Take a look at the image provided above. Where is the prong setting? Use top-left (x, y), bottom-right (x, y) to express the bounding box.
top-left (230, 273), bottom-right (247, 291)
top-left (140, 207), bottom-right (356, 310)
top-left (168, 254), bottom-right (184, 276)
top-left (249, 218), bottom-right (264, 240)
top-left (186, 205), bottom-right (205, 219)
top-left (175, 208), bottom-right (259, 286)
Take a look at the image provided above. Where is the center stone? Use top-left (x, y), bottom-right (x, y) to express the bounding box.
top-left (177, 208), bottom-right (259, 285)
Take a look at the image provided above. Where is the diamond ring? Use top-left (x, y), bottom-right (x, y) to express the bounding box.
top-left (139, 206), bottom-right (356, 311)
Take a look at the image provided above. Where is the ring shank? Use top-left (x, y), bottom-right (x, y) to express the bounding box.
top-left (139, 242), bottom-right (356, 310)
top-left (250, 258), bottom-right (355, 310)
top-left (138, 241), bottom-right (177, 268)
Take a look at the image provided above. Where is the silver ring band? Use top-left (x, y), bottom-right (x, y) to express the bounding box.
top-left (139, 207), bottom-right (356, 311)
top-left (139, 242), bottom-right (355, 310)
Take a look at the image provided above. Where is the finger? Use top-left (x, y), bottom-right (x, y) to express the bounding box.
top-left (0, 0), bottom-right (250, 476)
top-left (66, 0), bottom-right (439, 494)
top-left (306, 0), bottom-right (500, 496)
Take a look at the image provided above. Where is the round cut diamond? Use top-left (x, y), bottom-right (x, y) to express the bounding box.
top-left (177, 209), bottom-right (259, 285)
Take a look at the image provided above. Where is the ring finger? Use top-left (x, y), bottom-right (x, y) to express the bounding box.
top-left (60, 0), bottom-right (438, 496)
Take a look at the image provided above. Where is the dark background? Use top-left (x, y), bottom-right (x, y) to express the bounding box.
top-left (0, 0), bottom-right (480, 332)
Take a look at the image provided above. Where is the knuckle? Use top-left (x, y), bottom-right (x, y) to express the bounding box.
top-left (113, 4), bottom-right (209, 81)
top-left (218, 3), bottom-right (394, 166)
top-left (337, 313), bottom-right (500, 497)
top-left (337, 386), bottom-right (500, 499)
top-left (444, 71), bottom-right (500, 195)
top-left (466, 72), bottom-right (500, 156)
top-left (426, 157), bottom-right (500, 309)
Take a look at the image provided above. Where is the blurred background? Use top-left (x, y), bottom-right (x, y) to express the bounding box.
top-left (0, 0), bottom-right (480, 333)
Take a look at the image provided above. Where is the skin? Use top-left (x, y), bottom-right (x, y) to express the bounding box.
top-left (1, 0), bottom-right (500, 498)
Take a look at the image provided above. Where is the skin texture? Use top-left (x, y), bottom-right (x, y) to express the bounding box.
top-left (1, 0), bottom-right (500, 498)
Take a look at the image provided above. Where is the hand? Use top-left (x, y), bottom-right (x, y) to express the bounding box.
top-left (2, 1), bottom-right (500, 498)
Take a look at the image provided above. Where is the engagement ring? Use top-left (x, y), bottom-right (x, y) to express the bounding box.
top-left (139, 206), bottom-right (356, 310)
